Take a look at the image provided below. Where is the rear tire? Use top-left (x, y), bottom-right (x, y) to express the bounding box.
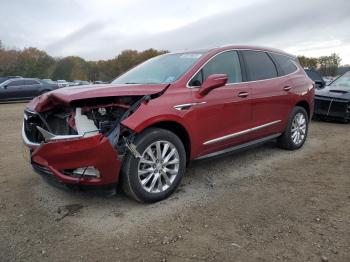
top-left (277, 106), bottom-right (309, 150)
top-left (121, 128), bottom-right (186, 203)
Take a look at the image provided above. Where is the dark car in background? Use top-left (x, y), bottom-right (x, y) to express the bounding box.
top-left (314, 71), bottom-right (350, 122)
top-left (304, 69), bottom-right (326, 89)
top-left (0, 78), bottom-right (59, 102)
top-left (0, 76), bottom-right (22, 84)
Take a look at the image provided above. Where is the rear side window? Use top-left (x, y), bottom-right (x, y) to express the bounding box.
top-left (242, 51), bottom-right (277, 81)
top-left (305, 70), bottom-right (323, 82)
top-left (25, 80), bottom-right (39, 85)
top-left (271, 53), bottom-right (298, 75)
top-left (189, 51), bottom-right (242, 86)
top-left (7, 80), bottom-right (25, 87)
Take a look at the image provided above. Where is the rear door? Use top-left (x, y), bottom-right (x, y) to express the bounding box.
top-left (23, 79), bottom-right (42, 98)
top-left (241, 50), bottom-right (291, 139)
top-left (189, 50), bottom-right (252, 156)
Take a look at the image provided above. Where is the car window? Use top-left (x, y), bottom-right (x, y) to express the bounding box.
top-left (25, 80), bottom-right (39, 85)
top-left (329, 72), bottom-right (350, 88)
top-left (189, 51), bottom-right (242, 87)
top-left (242, 50), bottom-right (277, 81)
top-left (7, 80), bottom-right (26, 87)
top-left (112, 52), bottom-right (205, 85)
top-left (270, 53), bottom-right (298, 75)
top-left (305, 70), bottom-right (323, 82)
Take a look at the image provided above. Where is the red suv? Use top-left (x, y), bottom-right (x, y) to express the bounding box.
top-left (22, 45), bottom-right (314, 202)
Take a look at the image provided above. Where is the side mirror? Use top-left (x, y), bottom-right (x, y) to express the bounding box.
top-left (198, 74), bottom-right (228, 96)
top-left (3, 85), bottom-right (8, 89)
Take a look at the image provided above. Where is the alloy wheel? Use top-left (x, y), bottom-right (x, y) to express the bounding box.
top-left (137, 140), bottom-right (180, 193)
top-left (291, 112), bottom-right (307, 145)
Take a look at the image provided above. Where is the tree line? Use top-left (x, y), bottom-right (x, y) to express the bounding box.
top-left (0, 40), bottom-right (167, 81)
top-left (297, 53), bottom-right (342, 76)
top-left (0, 40), bottom-right (345, 80)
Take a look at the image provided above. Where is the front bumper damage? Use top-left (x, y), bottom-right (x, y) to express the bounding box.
top-left (22, 88), bottom-right (167, 187)
top-left (23, 129), bottom-right (121, 186)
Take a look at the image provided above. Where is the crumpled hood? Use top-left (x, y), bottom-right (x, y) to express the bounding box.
top-left (316, 85), bottom-right (350, 99)
top-left (27, 83), bottom-right (169, 112)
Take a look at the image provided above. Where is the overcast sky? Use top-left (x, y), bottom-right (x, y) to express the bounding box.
top-left (1, 0), bottom-right (350, 64)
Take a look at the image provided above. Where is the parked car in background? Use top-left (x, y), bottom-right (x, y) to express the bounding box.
top-left (0, 78), bottom-right (59, 102)
top-left (0, 76), bottom-right (22, 84)
top-left (69, 80), bottom-right (91, 86)
top-left (22, 45), bottom-right (314, 203)
top-left (314, 71), bottom-right (350, 122)
top-left (304, 69), bottom-right (326, 89)
top-left (42, 79), bottom-right (55, 84)
top-left (56, 80), bottom-right (69, 87)
top-left (78, 80), bottom-right (90, 85)
top-left (94, 80), bottom-right (108, 84)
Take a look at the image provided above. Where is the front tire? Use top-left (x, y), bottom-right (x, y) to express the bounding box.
top-left (277, 106), bottom-right (309, 150)
top-left (121, 128), bottom-right (186, 203)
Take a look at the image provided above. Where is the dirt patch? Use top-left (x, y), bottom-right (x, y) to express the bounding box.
top-left (0, 103), bottom-right (349, 261)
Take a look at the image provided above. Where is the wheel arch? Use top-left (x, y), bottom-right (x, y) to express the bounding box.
top-left (141, 120), bottom-right (191, 163)
top-left (295, 100), bottom-right (310, 119)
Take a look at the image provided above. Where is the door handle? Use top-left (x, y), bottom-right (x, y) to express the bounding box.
top-left (238, 91), bottom-right (249, 98)
top-left (283, 86), bottom-right (292, 91)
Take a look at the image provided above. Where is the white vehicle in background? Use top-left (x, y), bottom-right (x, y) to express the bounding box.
top-left (56, 80), bottom-right (69, 88)
top-left (72, 80), bottom-right (91, 86)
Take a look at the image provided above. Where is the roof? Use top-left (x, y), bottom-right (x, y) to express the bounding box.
top-left (175, 45), bottom-right (295, 58)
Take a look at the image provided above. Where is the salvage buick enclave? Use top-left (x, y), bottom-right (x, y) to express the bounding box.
top-left (22, 45), bottom-right (314, 202)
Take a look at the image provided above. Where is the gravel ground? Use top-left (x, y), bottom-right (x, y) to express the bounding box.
top-left (0, 102), bottom-right (349, 262)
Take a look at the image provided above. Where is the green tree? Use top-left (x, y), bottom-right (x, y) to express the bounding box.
top-left (0, 40), bottom-right (168, 80)
top-left (297, 55), bottom-right (318, 69)
top-left (318, 53), bottom-right (341, 76)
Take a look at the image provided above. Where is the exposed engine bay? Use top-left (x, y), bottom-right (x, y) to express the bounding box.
top-left (24, 95), bottom-right (148, 157)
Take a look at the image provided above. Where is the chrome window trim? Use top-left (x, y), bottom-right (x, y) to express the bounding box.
top-left (203, 120), bottom-right (281, 145)
top-left (186, 48), bottom-right (300, 89)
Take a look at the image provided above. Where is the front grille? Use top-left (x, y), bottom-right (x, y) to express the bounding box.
top-left (328, 100), bottom-right (348, 118)
top-left (24, 110), bottom-right (45, 143)
top-left (314, 97), bottom-right (349, 118)
top-left (24, 109), bottom-right (77, 144)
top-left (314, 97), bottom-right (331, 115)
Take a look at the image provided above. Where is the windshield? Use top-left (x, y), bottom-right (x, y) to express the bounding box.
top-left (112, 53), bottom-right (204, 85)
top-left (330, 72), bottom-right (350, 89)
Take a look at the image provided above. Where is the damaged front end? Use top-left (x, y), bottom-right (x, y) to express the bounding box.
top-left (22, 95), bottom-right (148, 186)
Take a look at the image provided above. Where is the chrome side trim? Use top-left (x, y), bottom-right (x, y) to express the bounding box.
top-left (22, 123), bottom-right (40, 147)
top-left (203, 120), bottom-right (281, 145)
top-left (250, 120), bottom-right (281, 132)
top-left (196, 133), bottom-right (281, 160)
top-left (173, 102), bottom-right (207, 111)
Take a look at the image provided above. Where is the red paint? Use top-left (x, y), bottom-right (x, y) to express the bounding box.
top-left (31, 135), bottom-right (121, 185)
top-left (27, 83), bottom-right (169, 112)
top-left (24, 45), bottom-right (314, 186)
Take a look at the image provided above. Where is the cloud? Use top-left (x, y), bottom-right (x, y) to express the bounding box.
top-left (1, 0), bottom-right (350, 63)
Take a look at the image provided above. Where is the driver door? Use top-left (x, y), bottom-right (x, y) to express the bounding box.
top-left (0, 79), bottom-right (26, 101)
top-left (188, 51), bottom-right (252, 157)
